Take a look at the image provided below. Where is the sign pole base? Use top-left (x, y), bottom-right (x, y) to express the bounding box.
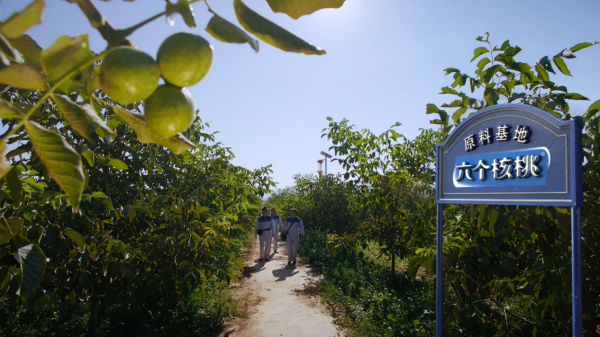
top-left (572, 206), bottom-right (582, 337)
top-left (436, 203), bottom-right (443, 337)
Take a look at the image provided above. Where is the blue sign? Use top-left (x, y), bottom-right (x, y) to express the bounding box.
top-left (434, 104), bottom-right (584, 337)
top-left (436, 104), bottom-right (582, 206)
top-left (454, 147), bottom-right (550, 188)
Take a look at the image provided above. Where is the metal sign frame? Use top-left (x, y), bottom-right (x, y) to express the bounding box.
top-left (434, 104), bottom-right (583, 336)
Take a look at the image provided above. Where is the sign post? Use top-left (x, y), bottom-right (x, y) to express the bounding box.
top-left (434, 104), bottom-right (583, 336)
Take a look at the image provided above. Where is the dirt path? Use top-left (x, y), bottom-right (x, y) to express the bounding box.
top-left (221, 236), bottom-right (342, 337)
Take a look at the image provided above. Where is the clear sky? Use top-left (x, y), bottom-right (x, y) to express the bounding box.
top-left (2, 0), bottom-right (599, 189)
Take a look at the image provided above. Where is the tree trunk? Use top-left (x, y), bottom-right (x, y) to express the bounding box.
top-left (391, 248), bottom-right (395, 275)
top-left (391, 223), bottom-right (396, 275)
top-left (88, 293), bottom-right (100, 337)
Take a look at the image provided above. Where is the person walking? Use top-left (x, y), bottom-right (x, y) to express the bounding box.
top-left (271, 207), bottom-right (282, 253)
top-left (254, 207), bottom-right (275, 261)
top-left (282, 208), bottom-right (305, 265)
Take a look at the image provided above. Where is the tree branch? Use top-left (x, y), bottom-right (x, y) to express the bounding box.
top-left (486, 296), bottom-right (537, 326)
top-left (71, 0), bottom-right (131, 47)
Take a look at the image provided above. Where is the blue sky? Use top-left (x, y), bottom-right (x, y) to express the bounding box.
top-left (3, 0), bottom-right (599, 189)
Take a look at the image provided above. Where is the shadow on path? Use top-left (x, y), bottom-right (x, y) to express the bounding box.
top-left (272, 267), bottom-right (299, 282)
top-left (243, 260), bottom-right (266, 277)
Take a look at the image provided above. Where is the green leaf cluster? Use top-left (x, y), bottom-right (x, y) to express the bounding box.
top-left (426, 33), bottom-right (598, 130)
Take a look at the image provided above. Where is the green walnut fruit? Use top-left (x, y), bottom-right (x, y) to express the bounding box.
top-left (144, 84), bottom-right (195, 138)
top-left (157, 32), bottom-right (213, 87)
top-left (100, 47), bottom-right (160, 104)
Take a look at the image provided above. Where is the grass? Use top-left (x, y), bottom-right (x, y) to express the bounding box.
top-left (299, 229), bottom-right (495, 337)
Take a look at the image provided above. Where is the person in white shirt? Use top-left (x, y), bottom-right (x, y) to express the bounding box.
top-left (271, 208), bottom-right (282, 253)
top-left (282, 208), bottom-right (305, 265)
top-left (254, 207), bottom-right (275, 261)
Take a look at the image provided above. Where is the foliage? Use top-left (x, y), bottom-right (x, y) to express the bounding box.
top-left (1, 232), bottom-right (247, 336)
top-left (321, 123), bottom-right (440, 273)
top-left (298, 228), bottom-right (494, 337)
top-left (427, 33), bottom-right (598, 130)
top-left (0, 0), bottom-right (346, 335)
top-left (1, 267), bottom-right (240, 337)
top-left (267, 173), bottom-right (361, 235)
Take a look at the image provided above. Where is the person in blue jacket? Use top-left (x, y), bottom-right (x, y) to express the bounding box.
top-left (254, 207), bottom-right (275, 261)
top-left (271, 207), bottom-right (283, 253)
top-left (282, 208), bottom-right (305, 265)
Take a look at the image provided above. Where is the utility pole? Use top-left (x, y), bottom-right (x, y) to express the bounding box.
top-left (320, 151), bottom-right (332, 176)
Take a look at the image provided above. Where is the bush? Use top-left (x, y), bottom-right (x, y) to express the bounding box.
top-left (298, 229), bottom-right (495, 337)
top-left (0, 282), bottom-right (235, 337)
top-left (0, 222), bottom-right (250, 337)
